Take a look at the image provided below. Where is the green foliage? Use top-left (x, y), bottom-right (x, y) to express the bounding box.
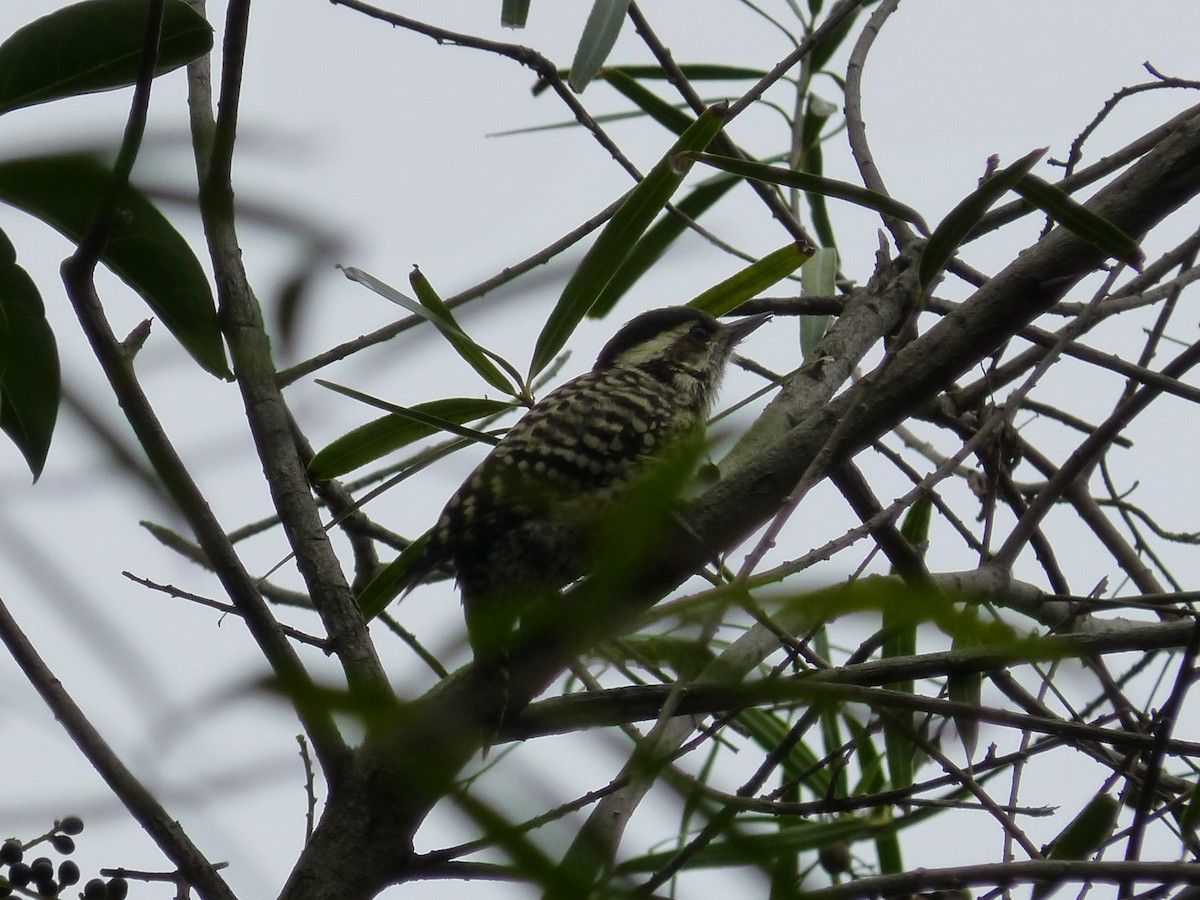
top-left (309, 397), bottom-right (513, 480)
top-left (688, 241), bottom-right (812, 318)
top-left (569, 0), bottom-right (632, 93)
top-left (918, 148), bottom-right (1048, 294)
top-left (529, 103), bottom-right (727, 377)
top-left (357, 532), bottom-right (431, 622)
top-left (0, 0), bottom-right (213, 115)
top-left (0, 155), bottom-right (228, 378)
top-left (0, 237), bottom-right (58, 479)
top-left (686, 151), bottom-right (930, 233)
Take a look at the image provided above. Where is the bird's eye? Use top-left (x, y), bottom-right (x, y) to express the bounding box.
top-left (689, 324), bottom-right (708, 341)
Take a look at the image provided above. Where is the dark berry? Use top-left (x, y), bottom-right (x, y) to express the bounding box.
top-left (106, 876), bottom-right (129, 899)
top-left (818, 841), bottom-right (852, 875)
top-left (0, 840), bottom-right (21, 865)
top-left (7, 861), bottom-right (31, 887)
top-left (58, 860), bottom-right (80, 886)
top-left (29, 858), bottom-right (53, 880)
top-left (49, 834), bottom-right (75, 855)
top-left (82, 878), bottom-right (107, 899)
top-left (32, 875), bottom-right (57, 897)
top-left (58, 817), bottom-right (84, 837)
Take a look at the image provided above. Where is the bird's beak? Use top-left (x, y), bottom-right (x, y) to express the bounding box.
top-left (723, 311), bottom-right (772, 345)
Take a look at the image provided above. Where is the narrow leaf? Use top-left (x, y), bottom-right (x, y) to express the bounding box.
top-left (799, 94), bottom-right (839, 250)
top-left (600, 68), bottom-right (693, 134)
top-left (1014, 173), bottom-right (1144, 270)
top-left (568, 0), bottom-right (631, 93)
top-left (309, 397), bottom-right (513, 480)
top-left (0, 0), bottom-right (213, 115)
top-left (800, 247), bottom-right (837, 358)
top-left (530, 103), bottom-right (727, 377)
top-left (339, 264), bottom-right (435, 319)
top-left (314, 381), bottom-right (504, 450)
top-left (408, 267), bottom-right (522, 397)
top-left (0, 154), bottom-right (228, 378)
top-left (500, 0), bottom-right (531, 28)
top-left (687, 152), bottom-right (930, 233)
top-left (0, 256), bottom-right (59, 479)
top-left (919, 148), bottom-right (1046, 294)
top-left (358, 532), bottom-right (430, 621)
top-left (590, 174), bottom-right (739, 318)
top-left (689, 240), bottom-right (812, 318)
top-left (598, 64), bottom-right (766, 82)
top-left (1033, 793), bottom-right (1121, 900)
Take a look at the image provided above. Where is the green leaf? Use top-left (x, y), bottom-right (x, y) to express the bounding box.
top-left (314, 381), bottom-right (503, 451)
top-left (0, 154), bottom-right (229, 378)
top-left (598, 64), bottom-right (767, 82)
top-left (800, 247), bottom-right (837, 359)
top-left (898, 494), bottom-right (933, 547)
top-left (0, 256), bottom-right (60, 479)
top-left (309, 397), bottom-right (513, 480)
top-left (339, 265), bottom-right (524, 399)
top-left (686, 152), bottom-right (930, 233)
top-left (529, 103), bottom-right (727, 377)
top-left (688, 240), bottom-right (812, 318)
top-left (407, 267), bottom-right (523, 398)
top-left (919, 148), bottom-right (1046, 294)
top-left (1180, 780), bottom-right (1200, 834)
top-left (568, 0), bottom-right (631, 93)
top-left (357, 532), bottom-right (430, 621)
top-left (737, 708), bottom-right (829, 792)
top-left (1014, 174), bottom-right (1144, 271)
top-left (1033, 794), bottom-right (1120, 900)
top-left (1043, 793), bottom-right (1121, 860)
top-left (589, 174), bottom-right (739, 318)
top-left (799, 94), bottom-right (839, 250)
top-left (500, 0), bottom-right (531, 28)
top-left (599, 68), bottom-right (694, 134)
top-left (616, 812), bottom-right (919, 873)
top-left (0, 0), bottom-right (213, 116)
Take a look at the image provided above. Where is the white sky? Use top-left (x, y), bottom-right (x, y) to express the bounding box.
top-left (2, 1), bottom-right (1200, 897)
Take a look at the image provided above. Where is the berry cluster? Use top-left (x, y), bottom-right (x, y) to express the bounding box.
top-left (0, 818), bottom-right (127, 899)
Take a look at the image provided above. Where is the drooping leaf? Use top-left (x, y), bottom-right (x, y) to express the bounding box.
top-left (358, 532), bottom-right (431, 621)
top-left (737, 707), bottom-right (830, 794)
top-left (0, 255), bottom-right (60, 479)
top-left (339, 265), bottom-right (525, 399)
top-left (1032, 793), bottom-right (1121, 900)
top-left (597, 64), bottom-right (766, 82)
top-left (590, 174), bottom-right (739, 318)
top-left (0, 154), bottom-right (229, 378)
top-left (799, 94), bottom-right (839, 249)
top-left (500, 0), bottom-right (531, 28)
top-left (686, 152), bottom-right (930, 233)
top-left (408, 267), bottom-right (523, 398)
top-left (1014, 173), bottom-right (1144, 271)
top-left (615, 807), bottom-right (933, 873)
top-left (529, 104), bottom-right (727, 377)
top-left (689, 240), bottom-right (812, 318)
top-left (568, 0), bottom-right (631, 93)
top-left (599, 68), bottom-right (694, 134)
top-left (0, 0), bottom-right (213, 116)
top-left (314, 381), bottom-right (503, 451)
top-left (918, 148), bottom-right (1046, 295)
top-left (309, 397), bottom-right (513, 480)
top-left (880, 493), bottom-right (933, 798)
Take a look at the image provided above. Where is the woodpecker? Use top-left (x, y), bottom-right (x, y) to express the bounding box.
top-left (409, 305), bottom-right (770, 665)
